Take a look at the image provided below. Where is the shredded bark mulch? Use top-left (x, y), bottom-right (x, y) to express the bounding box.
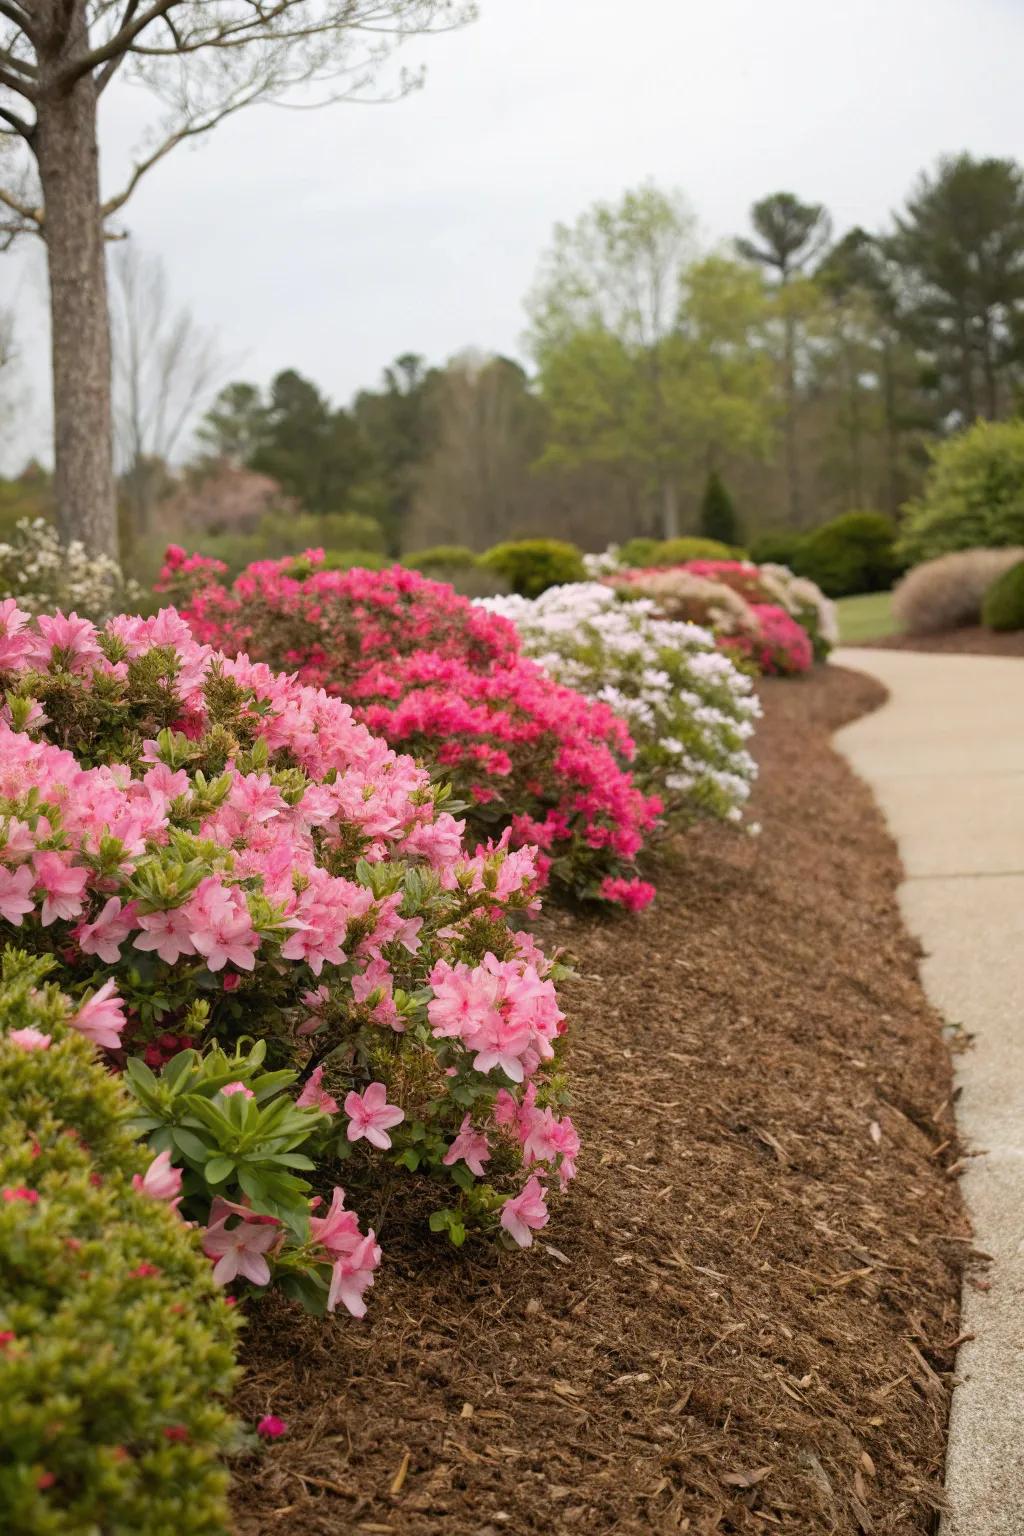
top-left (856, 626), bottom-right (1024, 657)
top-left (230, 667), bottom-right (965, 1536)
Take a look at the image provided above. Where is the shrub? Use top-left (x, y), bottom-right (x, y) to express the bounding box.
top-left (403, 545), bottom-right (480, 572)
top-left (311, 549), bottom-right (389, 573)
top-left (756, 564), bottom-right (839, 661)
top-left (699, 471), bottom-right (741, 546)
top-left (0, 518), bottom-right (142, 622)
top-left (0, 946), bottom-right (240, 1535)
top-left (0, 599), bottom-right (577, 1314)
top-left (616, 537), bottom-right (662, 569)
top-left (982, 558), bottom-right (1024, 631)
top-left (891, 547), bottom-right (1024, 634)
top-left (609, 565), bottom-right (815, 676)
top-left (749, 530), bottom-right (805, 567)
top-left (480, 583), bottom-right (760, 827)
top-left (654, 536), bottom-right (742, 564)
top-left (163, 551), bottom-right (660, 907)
top-left (898, 419), bottom-right (1024, 564)
top-left (795, 511), bottom-right (899, 597)
top-left (480, 539), bottom-right (585, 597)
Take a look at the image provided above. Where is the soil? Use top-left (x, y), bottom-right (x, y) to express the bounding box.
top-left (856, 626), bottom-right (1024, 657)
top-left (231, 667), bottom-right (966, 1536)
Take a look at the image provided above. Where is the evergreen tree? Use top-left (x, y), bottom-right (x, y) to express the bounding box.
top-left (699, 470), bottom-right (740, 546)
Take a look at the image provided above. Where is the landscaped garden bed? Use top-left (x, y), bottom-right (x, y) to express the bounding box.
top-left (230, 664), bottom-right (965, 1536)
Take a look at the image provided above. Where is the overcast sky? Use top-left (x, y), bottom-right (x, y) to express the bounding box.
top-left (5, 0), bottom-right (1024, 469)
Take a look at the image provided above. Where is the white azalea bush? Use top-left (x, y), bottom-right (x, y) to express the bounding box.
top-left (480, 582), bottom-right (760, 827)
top-left (0, 518), bottom-right (143, 622)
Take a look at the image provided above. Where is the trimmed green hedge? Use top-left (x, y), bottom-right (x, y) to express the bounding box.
top-left (403, 545), bottom-right (480, 571)
top-left (982, 558), bottom-right (1024, 631)
top-left (0, 948), bottom-right (241, 1536)
top-left (480, 538), bottom-right (585, 596)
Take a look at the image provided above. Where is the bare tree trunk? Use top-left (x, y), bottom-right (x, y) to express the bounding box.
top-left (660, 477), bottom-right (679, 539)
top-left (783, 307), bottom-right (802, 527)
top-left (35, 11), bottom-right (118, 560)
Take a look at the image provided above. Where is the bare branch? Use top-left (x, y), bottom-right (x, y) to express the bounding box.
top-left (55, 0), bottom-right (182, 88)
top-left (95, 0), bottom-right (142, 93)
top-left (0, 2), bottom-right (35, 44)
top-left (0, 180), bottom-right (40, 227)
top-left (0, 63), bottom-right (35, 98)
top-left (100, 91), bottom-right (266, 220)
top-left (0, 100), bottom-right (32, 137)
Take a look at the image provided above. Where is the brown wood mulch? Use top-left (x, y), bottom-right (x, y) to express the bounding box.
top-left (857, 626), bottom-right (1024, 657)
top-left (230, 666), bottom-right (966, 1536)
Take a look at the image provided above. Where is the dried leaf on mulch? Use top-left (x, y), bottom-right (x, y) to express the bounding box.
top-left (230, 666), bottom-right (964, 1536)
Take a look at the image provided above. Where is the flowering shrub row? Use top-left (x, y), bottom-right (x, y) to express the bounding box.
top-left (0, 600), bottom-right (577, 1319)
top-left (480, 583), bottom-right (760, 829)
top-left (0, 946), bottom-right (240, 1534)
top-left (0, 518), bottom-right (143, 623)
top-left (607, 561), bottom-right (822, 675)
top-left (158, 549), bottom-right (662, 908)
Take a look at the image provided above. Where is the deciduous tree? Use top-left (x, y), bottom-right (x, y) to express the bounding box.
top-left (0, 0), bottom-right (473, 557)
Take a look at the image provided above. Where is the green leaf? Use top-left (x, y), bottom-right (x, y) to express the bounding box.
top-left (170, 1127), bottom-right (210, 1162)
top-left (203, 1155), bottom-right (236, 1185)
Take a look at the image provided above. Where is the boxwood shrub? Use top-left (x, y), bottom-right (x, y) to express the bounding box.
top-left (982, 557), bottom-right (1024, 631)
top-left (0, 947), bottom-right (241, 1536)
top-left (480, 538), bottom-right (585, 596)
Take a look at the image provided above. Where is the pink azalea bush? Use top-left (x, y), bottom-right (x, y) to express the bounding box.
top-left (610, 563), bottom-right (814, 676)
top-left (0, 599), bottom-right (579, 1318)
top-left (158, 548), bottom-right (662, 909)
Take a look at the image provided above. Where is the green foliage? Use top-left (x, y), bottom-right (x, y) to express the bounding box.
top-left (699, 471), bottom-right (740, 545)
top-left (618, 537), bottom-right (662, 568)
top-left (403, 545), bottom-right (480, 571)
top-left (795, 511), bottom-right (899, 597)
top-left (898, 419), bottom-right (1024, 563)
top-left (749, 530), bottom-right (805, 567)
top-left (314, 549), bottom-right (390, 573)
top-left (480, 538), bottom-right (585, 597)
top-left (982, 558), bottom-right (1024, 631)
top-left (0, 948), bottom-right (240, 1536)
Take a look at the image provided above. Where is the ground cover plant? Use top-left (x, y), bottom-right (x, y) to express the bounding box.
top-left (0, 946), bottom-right (240, 1535)
top-left (160, 549), bottom-right (662, 909)
top-left (480, 581), bottom-right (761, 827)
top-left (0, 599), bottom-right (579, 1326)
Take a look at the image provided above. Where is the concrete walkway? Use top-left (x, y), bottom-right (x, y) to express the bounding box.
top-left (832, 648), bottom-right (1024, 1536)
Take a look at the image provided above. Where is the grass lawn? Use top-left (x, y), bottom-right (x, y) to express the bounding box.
top-left (836, 590), bottom-right (897, 644)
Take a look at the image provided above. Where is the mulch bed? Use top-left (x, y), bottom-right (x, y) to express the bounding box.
top-left (231, 666), bottom-right (966, 1536)
top-left (855, 627), bottom-right (1024, 657)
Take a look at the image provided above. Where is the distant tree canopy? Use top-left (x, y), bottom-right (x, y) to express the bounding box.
top-left (42, 149), bottom-right (1024, 574)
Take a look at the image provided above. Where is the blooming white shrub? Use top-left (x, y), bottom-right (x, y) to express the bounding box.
top-left (0, 518), bottom-right (143, 621)
top-left (756, 563), bottom-right (839, 654)
top-left (480, 582), bottom-right (760, 826)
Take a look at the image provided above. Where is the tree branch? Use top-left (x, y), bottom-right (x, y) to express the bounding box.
top-left (54, 0), bottom-right (182, 87)
top-left (101, 90), bottom-right (266, 219)
top-left (0, 62), bottom-right (35, 98)
top-left (0, 1), bottom-right (35, 42)
top-left (95, 0), bottom-right (141, 93)
top-left (0, 100), bottom-right (32, 137)
top-left (0, 181), bottom-right (40, 227)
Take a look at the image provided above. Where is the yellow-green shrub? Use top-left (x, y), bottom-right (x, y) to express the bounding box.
top-left (0, 948), bottom-right (241, 1536)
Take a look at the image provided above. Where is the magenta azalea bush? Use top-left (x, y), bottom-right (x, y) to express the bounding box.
top-left (0, 600), bottom-right (578, 1320)
top-left (158, 549), bottom-right (661, 909)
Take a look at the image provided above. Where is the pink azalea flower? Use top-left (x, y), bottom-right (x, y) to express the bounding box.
top-left (295, 1064), bottom-right (338, 1116)
top-left (8, 1026), bottom-right (51, 1052)
top-left (184, 877), bottom-right (259, 973)
top-left (499, 1176), bottom-right (549, 1248)
top-left (0, 864), bottom-right (34, 926)
top-left (257, 1415), bottom-right (287, 1439)
top-left (220, 1081), bottom-right (254, 1100)
top-left (71, 979), bottom-right (127, 1049)
top-left (343, 1082), bottom-right (405, 1150)
top-left (133, 906), bottom-right (197, 965)
top-left (202, 1214), bottom-right (278, 1286)
top-left (77, 896), bottom-right (137, 963)
top-left (32, 851), bottom-right (89, 926)
top-left (309, 1185), bottom-right (363, 1257)
top-left (132, 1149), bottom-right (183, 1207)
top-left (442, 1115), bottom-right (491, 1177)
top-left (326, 1231), bottom-right (382, 1318)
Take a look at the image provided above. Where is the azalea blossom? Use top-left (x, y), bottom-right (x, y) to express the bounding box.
top-left (326, 1231), bottom-right (382, 1318)
top-left (442, 1115), bottom-right (491, 1177)
top-left (0, 864), bottom-right (34, 926)
top-left (220, 1081), bottom-right (254, 1100)
top-left (344, 1082), bottom-right (405, 1150)
top-left (499, 1176), bottom-right (550, 1248)
top-left (296, 1064), bottom-right (338, 1116)
top-left (8, 1025), bottom-right (51, 1051)
top-left (71, 979), bottom-right (127, 1049)
top-left (132, 1149), bottom-right (183, 1208)
top-left (202, 1212), bottom-right (279, 1286)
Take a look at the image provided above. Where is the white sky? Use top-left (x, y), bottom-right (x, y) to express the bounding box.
top-left (5, 0), bottom-right (1024, 469)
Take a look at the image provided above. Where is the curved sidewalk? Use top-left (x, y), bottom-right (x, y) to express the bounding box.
top-left (832, 647), bottom-right (1024, 1536)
